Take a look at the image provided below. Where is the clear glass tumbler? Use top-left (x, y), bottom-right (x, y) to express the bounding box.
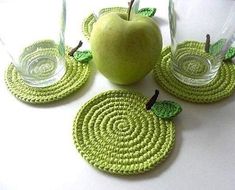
top-left (169, 0), bottom-right (235, 86)
top-left (0, 0), bottom-right (66, 87)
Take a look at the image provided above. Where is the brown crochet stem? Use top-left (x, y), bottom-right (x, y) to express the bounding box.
top-left (68, 41), bottom-right (83, 56)
top-left (127, 0), bottom-right (135, 21)
top-left (146, 89), bottom-right (159, 110)
top-left (205, 34), bottom-right (210, 53)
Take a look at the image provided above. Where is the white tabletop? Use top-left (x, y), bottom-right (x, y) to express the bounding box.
top-left (0, 0), bottom-right (235, 190)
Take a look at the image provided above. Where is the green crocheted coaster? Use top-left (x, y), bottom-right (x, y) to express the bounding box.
top-left (5, 49), bottom-right (90, 104)
top-left (154, 41), bottom-right (235, 103)
top-left (73, 90), bottom-right (175, 175)
top-left (82, 7), bottom-right (156, 40)
top-left (99, 7), bottom-right (128, 17)
top-left (82, 13), bottom-right (97, 40)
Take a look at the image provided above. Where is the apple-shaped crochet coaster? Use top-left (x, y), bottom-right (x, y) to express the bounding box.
top-left (73, 90), bottom-right (178, 175)
top-left (82, 6), bottom-right (156, 40)
top-left (4, 43), bottom-right (91, 104)
top-left (154, 41), bottom-right (235, 103)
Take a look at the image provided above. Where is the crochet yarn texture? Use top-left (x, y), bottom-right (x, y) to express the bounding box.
top-left (82, 6), bottom-right (156, 40)
top-left (154, 41), bottom-right (235, 103)
top-left (82, 7), bottom-right (127, 40)
top-left (73, 90), bottom-right (175, 175)
top-left (5, 47), bottom-right (90, 104)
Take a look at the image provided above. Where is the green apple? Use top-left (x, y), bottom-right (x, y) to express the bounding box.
top-left (90, 11), bottom-right (162, 85)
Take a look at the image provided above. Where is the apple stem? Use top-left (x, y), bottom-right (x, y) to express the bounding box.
top-left (205, 34), bottom-right (210, 53)
top-left (146, 89), bottom-right (159, 110)
top-left (127, 0), bottom-right (135, 21)
top-left (68, 40), bottom-right (83, 56)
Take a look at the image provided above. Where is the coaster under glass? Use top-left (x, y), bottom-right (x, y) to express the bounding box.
top-left (153, 42), bottom-right (235, 103)
top-left (5, 49), bottom-right (91, 104)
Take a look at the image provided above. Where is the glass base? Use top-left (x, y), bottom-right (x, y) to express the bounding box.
top-left (17, 40), bottom-right (66, 88)
top-left (171, 48), bottom-right (221, 86)
top-left (21, 63), bottom-right (66, 88)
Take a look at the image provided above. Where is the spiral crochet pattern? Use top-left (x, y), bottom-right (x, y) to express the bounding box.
top-left (73, 90), bottom-right (175, 175)
top-left (5, 48), bottom-right (90, 104)
top-left (82, 7), bottom-right (127, 40)
top-left (154, 41), bottom-right (235, 103)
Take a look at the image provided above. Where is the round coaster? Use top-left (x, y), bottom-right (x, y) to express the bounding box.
top-left (99, 7), bottom-right (127, 16)
top-left (154, 41), bottom-right (235, 103)
top-left (82, 7), bottom-right (156, 41)
top-left (82, 7), bottom-right (127, 40)
top-left (73, 90), bottom-right (175, 175)
top-left (5, 50), bottom-right (90, 104)
top-left (82, 13), bottom-right (96, 40)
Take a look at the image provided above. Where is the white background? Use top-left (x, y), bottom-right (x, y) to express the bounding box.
top-left (0, 0), bottom-right (235, 190)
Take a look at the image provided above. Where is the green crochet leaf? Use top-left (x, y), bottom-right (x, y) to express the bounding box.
top-left (209, 39), bottom-right (235, 62)
top-left (73, 51), bottom-right (93, 63)
top-left (151, 101), bottom-right (182, 119)
top-left (224, 47), bottom-right (235, 61)
top-left (137, 8), bottom-right (156, 17)
top-left (209, 39), bottom-right (226, 56)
